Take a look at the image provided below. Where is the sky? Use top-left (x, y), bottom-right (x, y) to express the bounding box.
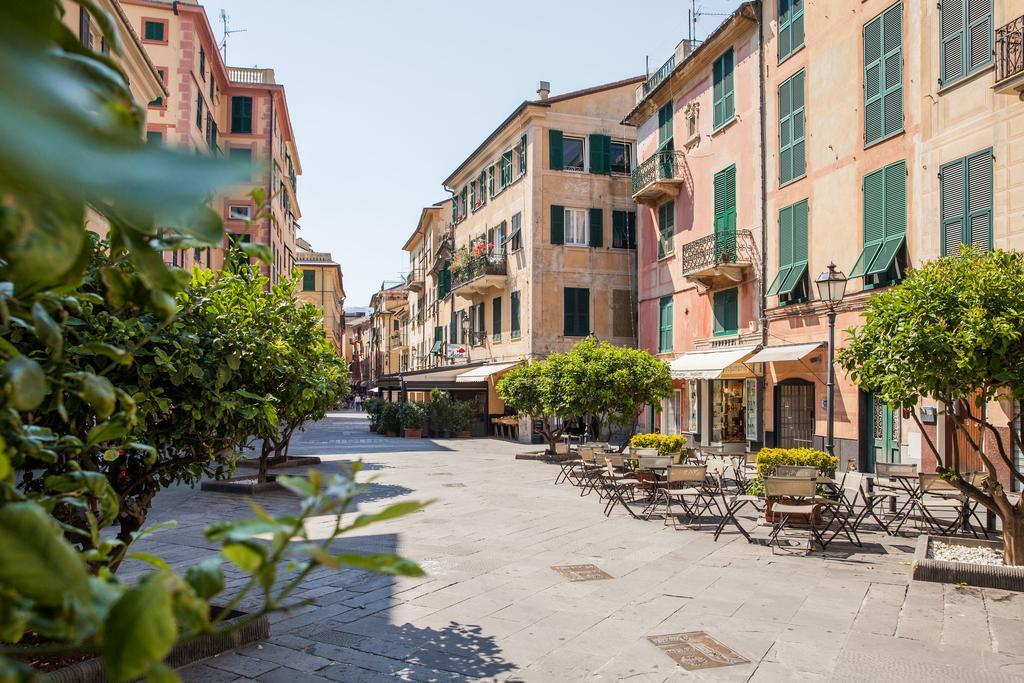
top-left (202, 0), bottom-right (743, 306)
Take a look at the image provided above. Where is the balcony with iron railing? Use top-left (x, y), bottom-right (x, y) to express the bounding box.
top-left (679, 229), bottom-right (757, 289)
top-left (635, 55), bottom-right (675, 105)
top-left (631, 150), bottom-right (688, 206)
top-left (996, 15), bottom-right (1024, 92)
top-left (451, 254), bottom-right (507, 296)
top-left (406, 267), bottom-right (425, 293)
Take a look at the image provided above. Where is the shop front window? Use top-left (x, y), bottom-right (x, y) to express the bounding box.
top-left (712, 379), bottom-right (746, 443)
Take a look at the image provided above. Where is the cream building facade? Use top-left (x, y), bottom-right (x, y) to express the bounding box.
top-left (395, 78), bottom-right (643, 435)
top-left (296, 238), bottom-right (346, 357)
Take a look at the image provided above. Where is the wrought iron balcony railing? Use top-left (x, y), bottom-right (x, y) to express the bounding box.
top-left (632, 150), bottom-right (687, 195)
top-left (451, 255), bottom-right (507, 290)
top-left (997, 15), bottom-right (1024, 83)
top-left (679, 229), bottom-right (754, 276)
top-left (635, 55), bottom-right (675, 104)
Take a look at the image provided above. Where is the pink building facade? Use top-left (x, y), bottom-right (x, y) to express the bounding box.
top-left (624, 2), bottom-right (765, 455)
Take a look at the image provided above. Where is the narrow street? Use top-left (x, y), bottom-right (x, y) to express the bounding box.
top-left (120, 412), bottom-right (1024, 682)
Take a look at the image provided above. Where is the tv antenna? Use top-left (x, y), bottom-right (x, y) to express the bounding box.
top-left (689, 2), bottom-right (730, 44)
top-left (219, 10), bottom-right (247, 63)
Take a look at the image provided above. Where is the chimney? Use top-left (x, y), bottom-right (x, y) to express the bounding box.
top-left (537, 81), bottom-right (550, 101)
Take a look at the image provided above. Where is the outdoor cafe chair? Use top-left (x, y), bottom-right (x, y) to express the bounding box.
top-left (600, 461), bottom-right (639, 518)
top-left (653, 465), bottom-right (719, 528)
top-left (712, 472), bottom-right (762, 543)
top-left (896, 472), bottom-right (988, 538)
top-left (556, 444), bottom-right (593, 487)
top-left (763, 476), bottom-right (829, 552)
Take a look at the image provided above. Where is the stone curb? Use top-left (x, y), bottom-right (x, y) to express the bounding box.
top-left (46, 611), bottom-right (269, 682)
top-left (201, 477), bottom-right (283, 494)
top-left (911, 534), bottom-right (1024, 592)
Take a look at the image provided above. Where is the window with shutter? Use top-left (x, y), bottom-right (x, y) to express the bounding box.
top-left (864, 4), bottom-right (903, 147)
top-left (658, 201), bottom-right (675, 258)
top-left (510, 212), bottom-right (522, 251)
top-left (612, 211), bottom-right (637, 249)
top-left (659, 296), bottom-right (673, 353)
top-left (488, 166), bottom-right (495, 197)
top-left (231, 96), bottom-right (253, 134)
top-left (470, 181), bottom-right (477, 210)
top-left (589, 134), bottom-right (611, 174)
top-left (778, 0), bottom-right (805, 62)
top-left (549, 129), bottom-right (564, 170)
top-left (612, 289), bottom-right (634, 338)
top-left (492, 297), bottom-right (502, 340)
top-left (589, 208), bottom-right (603, 247)
top-left (550, 205), bottom-right (565, 245)
top-left (712, 49), bottom-right (735, 129)
top-left (941, 0), bottom-right (993, 85)
top-left (658, 102), bottom-right (674, 146)
top-left (713, 166), bottom-right (738, 259)
top-left (143, 20), bottom-right (164, 42)
top-left (940, 149), bottom-right (992, 255)
top-left (510, 290), bottom-right (522, 338)
top-left (766, 199), bottom-right (809, 298)
top-left (302, 270), bottom-right (316, 291)
top-left (564, 288), bottom-right (590, 337)
top-left (779, 71), bottom-right (806, 185)
top-left (519, 134), bottom-right (528, 175)
top-left (849, 161), bottom-right (907, 279)
top-left (713, 288), bottom-right (739, 336)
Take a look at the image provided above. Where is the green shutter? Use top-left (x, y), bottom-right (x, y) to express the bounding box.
top-left (302, 270), bottom-right (315, 291)
top-left (564, 288), bottom-right (574, 336)
top-left (628, 212), bottom-right (637, 248)
top-left (779, 71), bottom-right (805, 185)
top-left (713, 166), bottom-right (737, 257)
top-left (864, 4), bottom-right (903, 147)
top-left (550, 205), bottom-right (565, 245)
top-left (658, 102), bottom-right (673, 146)
top-left (778, 0), bottom-right (805, 62)
top-left (966, 0), bottom-right (993, 73)
top-left (713, 289), bottom-right (739, 336)
top-left (780, 200), bottom-right (809, 294)
top-left (713, 49), bottom-right (735, 129)
top-left (657, 201), bottom-right (674, 258)
top-left (589, 208), bottom-right (603, 247)
top-left (549, 130), bottom-right (564, 170)
top-left (511, 290), bottom-right (521, 337)
top-left (767, 205), bottom-right (795, 296)
top-left (966, 149), bottom-right (993, 251)
top-left (519, 134), bottom-right (528, 174)
top-left (658, 296), bottom-right (673, 353)
top-left (941, 0), bottom-right (993, 84)
top-left (589, 134), bottom-right (611, 174)
top-left (493, 296), bottom-right (502, 336)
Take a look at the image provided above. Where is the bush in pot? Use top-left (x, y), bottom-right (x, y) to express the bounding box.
top-left (379, 402), bottom-right (401, 436)
top-left (427, 388), bottom-right (454, 437)
top-left (399, 401), bottom-right (426, 438)
top-left (629, 433), bottom-right (687, 458)
top-left (451, 400), bottom-right (476, 437)
top-left (364, 397), bottom-right (385, 432)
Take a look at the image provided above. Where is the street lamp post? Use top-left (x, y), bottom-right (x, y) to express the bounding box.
top-left (814, 263), bottom-right (848, 456)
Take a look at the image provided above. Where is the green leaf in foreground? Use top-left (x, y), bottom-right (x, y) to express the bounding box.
top-left (0, 502), bottom-right (90, 606)
top-left (1, 355), bottom-right (46, 411)
top-left (102, 573), bottom-right (178, 682)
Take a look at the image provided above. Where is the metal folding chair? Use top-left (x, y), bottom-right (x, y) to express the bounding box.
top-left (599, 460), bottom-right (639, 518)
top-left (656, 465), bottom-right (720, 528)
top-left (764, 476), bottom-right (828, 552)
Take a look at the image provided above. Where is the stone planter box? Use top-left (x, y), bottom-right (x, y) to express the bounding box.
top-left (201, 475), bottom-right (282, 494)
top-left (911, 535), bottom-right (1023, 591)
top-left (235, 455), bottom-right (321, 470)
top-left (45, 609), bottom-right (269, 683)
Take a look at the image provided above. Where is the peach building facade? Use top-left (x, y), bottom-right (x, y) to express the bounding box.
top-left (120, 0), bottom-right (301, 280)
top-left (624, 3), bottom-right (764, 455)
top-left (296, 238), bottom-right (346, 357)
top-left (394, 78), bottom-right (642, 436)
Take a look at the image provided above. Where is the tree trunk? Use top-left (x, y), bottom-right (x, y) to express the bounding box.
top-left (1005, 510), bottom-right (1024, 567)
top-left (257, 439), bottom-right (273, 484)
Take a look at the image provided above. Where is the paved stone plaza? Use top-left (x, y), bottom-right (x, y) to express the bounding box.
top-left (123, 412), bottom-right (1024, 682)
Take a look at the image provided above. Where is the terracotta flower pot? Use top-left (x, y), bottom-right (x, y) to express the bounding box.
top-left (404, 428), bottom-right (423, 438)
top-left (457, 431), bottom-right (471, 438)
top-left (385, 431), bottom-right (398, 437)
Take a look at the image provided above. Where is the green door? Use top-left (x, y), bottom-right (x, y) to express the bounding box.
top-left (869, 393), bottom-right (900, 471)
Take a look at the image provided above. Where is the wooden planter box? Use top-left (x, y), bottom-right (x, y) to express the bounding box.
top-left (44, 610), bottom-right (269, 683)
top-left (404, 428), bottom-right (423, 438)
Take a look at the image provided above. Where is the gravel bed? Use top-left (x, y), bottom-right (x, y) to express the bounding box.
top-left (928, 540), bottom-right (1004, 566)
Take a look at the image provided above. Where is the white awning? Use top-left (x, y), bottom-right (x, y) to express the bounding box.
top-left (456, 362), bottom-right (520, 383)
top-left (669, 346), bottom-right (760, 380)
top-left (746, 342), bottom-right (824, 364)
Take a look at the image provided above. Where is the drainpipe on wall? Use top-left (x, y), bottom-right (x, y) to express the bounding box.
top-left (267, 89), bottom-right (274, 277)
top-left (756, 1), bottom-right (769, 447)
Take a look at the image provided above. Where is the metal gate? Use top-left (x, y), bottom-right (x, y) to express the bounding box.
top-left (775, 381), bottom-right (815, 449)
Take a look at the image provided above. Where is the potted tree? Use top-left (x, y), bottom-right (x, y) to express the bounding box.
top-left (364, 397), bottom-right (384, 432)
top-left (380, 402), bottom-right (401, 437)
top-left (452, 400), bottom-right (475, 438)
top-left (400, 401), bottom-right (426, 438)
top-left (427, 388), bottom-right (454, 437)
